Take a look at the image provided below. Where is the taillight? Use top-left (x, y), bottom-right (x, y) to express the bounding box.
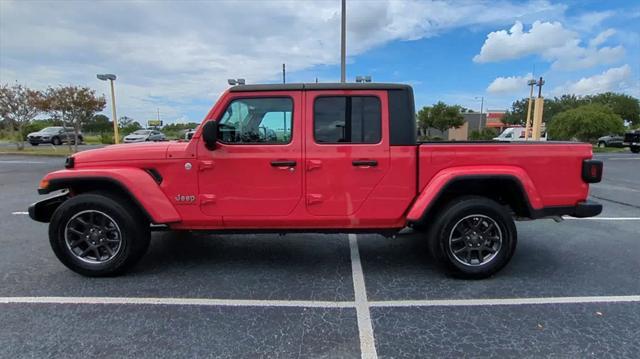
top-left (582, 159), bottom-right (603, 183)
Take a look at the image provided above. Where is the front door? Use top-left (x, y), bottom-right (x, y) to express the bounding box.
top-left (305, 90), bottom-right (390, 216)
top-left (197, 92), bottom-right (302, 219)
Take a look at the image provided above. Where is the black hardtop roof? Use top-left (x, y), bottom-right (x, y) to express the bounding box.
top-left (228, 82), bottom-right (412, 92)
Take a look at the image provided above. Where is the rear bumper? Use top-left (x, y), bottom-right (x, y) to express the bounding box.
top-left (531, 200), bottom-right (603, 219)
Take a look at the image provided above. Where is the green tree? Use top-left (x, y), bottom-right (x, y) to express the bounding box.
top-left (586, 92), bottom-right (639, 126)
top-left (119, 116), bottom-right (142, 135)
top-left (0, 84), bottom-right (44, 150)
top-left (548, 104), bottom-right (625, 142)
top-left (417, 102), bottom-right (465, 136)
top-left (84, 114), bottom-right (112, 134)
top-left (40, 86), bottom-right (106, 152)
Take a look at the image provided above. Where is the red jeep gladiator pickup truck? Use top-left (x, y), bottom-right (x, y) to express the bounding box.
top-left (29, 83), bottom-right (603, 278)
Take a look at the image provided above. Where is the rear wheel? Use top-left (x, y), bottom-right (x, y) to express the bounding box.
top-left (598, 141), bottom-right (606, 148)
top-left (631, 146), bottom-right (640, 154)
top-left (30, 143), bottom-right (39, 146)
top-left (49, 193), bottom-right (150, 277)
top-left (427, 196), bottom-right (517, 279)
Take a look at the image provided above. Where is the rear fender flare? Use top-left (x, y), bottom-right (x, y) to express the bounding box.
top-left (406, 166), bottom-right (543, 222)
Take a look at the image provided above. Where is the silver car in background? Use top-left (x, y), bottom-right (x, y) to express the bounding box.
top-left (123, 129), bottom-right (166, 143)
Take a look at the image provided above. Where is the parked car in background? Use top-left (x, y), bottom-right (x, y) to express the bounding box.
top-left (184, 126), bottom-right (199, 140)
top-left (623, 130), bottom-right (640, 153)
top-left (597, 134), bottom-right (624, 147)
top-left (493, 126), bottom-right (547, 141)
top-left (123, 129), bottom-right (166, 143)
top-left (27, 127), bottom-right (83, 146)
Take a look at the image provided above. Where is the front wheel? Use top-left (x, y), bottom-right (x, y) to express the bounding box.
top-left (49, 193), bottom-right (150, 277)
top-left (598, 141), bottom-right (606, 148)
top-left (51, 137), bottom-right (62, 146)
top-left (427, 196), bottom-right (517, 279)
top-left (631, 146), bottom-right (640, 154)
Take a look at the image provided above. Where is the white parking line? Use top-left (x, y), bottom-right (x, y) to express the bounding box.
top-left (349, 234), bottom-right (378, 359)
top-left (11, 212), bottom-right (29, 215)
top-left (0, 296), bottom-right (353, 308)
top-left (0, 160), bottom-right (46, 164)
top-left (2, 295), bottom-right (639, 308)
top-left (370, 295), bottom-right (640, 307)
top-left (563, 217), bottom-right (640, 220)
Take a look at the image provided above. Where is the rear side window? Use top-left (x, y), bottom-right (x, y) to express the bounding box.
top-left (314, 96), bottom-right (381, 144)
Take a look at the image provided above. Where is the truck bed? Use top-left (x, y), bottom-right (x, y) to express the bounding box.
top-left (417, 141), bottom-right (594, 208)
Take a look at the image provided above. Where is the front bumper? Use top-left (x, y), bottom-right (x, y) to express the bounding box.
top-left (28, 193), bottom-right (69, 223)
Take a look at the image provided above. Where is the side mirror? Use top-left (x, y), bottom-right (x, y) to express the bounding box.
top-left (202, 121), bottom-right (219, 150)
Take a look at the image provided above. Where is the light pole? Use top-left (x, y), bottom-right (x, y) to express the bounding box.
top-left (97, 74), bottom-right (119, 144)
top-left (475, 96), bottom-right (484, 131)
top-left (340, 0), bottom-right (346, 83)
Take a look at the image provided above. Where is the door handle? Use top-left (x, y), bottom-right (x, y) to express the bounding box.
top-left (352, 160), bottom-right (378, 167)
top-left (271, 160), bottom-right (297, 167)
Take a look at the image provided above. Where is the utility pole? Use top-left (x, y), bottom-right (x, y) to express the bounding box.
top-left (532, 77), bottom-right (545, 141)
top-left (475, 96), bottom-right (484, 131)
top-left (282, 64), bottom-right (286, 84)
top-left (524, 79), bottom-right (536, 140)
top-left (340, 0), bottom-right (346, 83)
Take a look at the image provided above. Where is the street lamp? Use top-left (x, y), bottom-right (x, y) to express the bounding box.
top-left (475, 96), bottom-right (484, 131)
top-left (97, 74), bottom-right (119, 144)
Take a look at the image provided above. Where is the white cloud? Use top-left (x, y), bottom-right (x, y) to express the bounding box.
top-left (474, 21), bottom-right (574, 63)
top-left (554, 64), bottom-right (633, 95)
top-left (474, 21), bottom-right (625, 70)
top-left (487, 73), bottom-right (533, 93)
top-left (0, 0), bottom-right (567, 122)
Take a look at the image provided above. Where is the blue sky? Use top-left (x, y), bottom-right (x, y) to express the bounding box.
top-left (1, 0), bottom-right (638, 124)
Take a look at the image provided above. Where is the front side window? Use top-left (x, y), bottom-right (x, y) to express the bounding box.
top-left (218, 97), bottom-right (293, 144)
top-left (314, 96), bottom-right (381, 144)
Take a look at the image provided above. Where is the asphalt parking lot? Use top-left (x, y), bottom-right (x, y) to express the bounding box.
top-left (1, 152), bottom-right (639, 358)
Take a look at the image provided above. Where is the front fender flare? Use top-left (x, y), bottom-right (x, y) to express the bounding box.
top-left (406, 166), bottom-right (543, 221)
top-left (38, 168), bottom-right (181, 224)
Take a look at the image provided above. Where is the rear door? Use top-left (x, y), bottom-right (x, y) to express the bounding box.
top-left (304, 90), bottom-right (390, 216)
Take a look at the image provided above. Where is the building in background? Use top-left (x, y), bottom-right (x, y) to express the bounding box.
top-left (485, 110), bottom-right (507, 132)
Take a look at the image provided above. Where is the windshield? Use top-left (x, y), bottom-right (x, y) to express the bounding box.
top-left (41, 127), bottom-right (62, 133)
top-left (132, 130), bottom-right (151, 135)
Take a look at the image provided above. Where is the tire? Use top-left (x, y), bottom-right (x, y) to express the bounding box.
top-left (49, 193), bottom-right (150, 277)
top-left (631, 146), bottom-right (640, 154)
top-left (30, 143), bottom-right (39, 146)
top-left (598, 141), bottom-right (606, 148)
top-left (51, 137), bottom-right (62, 146)
top-left (427, 196), bottom-right (517, 279)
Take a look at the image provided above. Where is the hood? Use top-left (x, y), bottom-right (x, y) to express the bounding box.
top-left (124, 134), bottom-right (147, 139)
top-left (28, 131), bottom-right (51, 136)
top-left (72, 141), bottom-right (171, 164)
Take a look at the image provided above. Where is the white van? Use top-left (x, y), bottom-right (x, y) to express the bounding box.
top-left (493, 126), bottom-right (547, 141)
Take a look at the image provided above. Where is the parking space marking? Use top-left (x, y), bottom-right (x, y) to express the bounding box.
top-left (0, 160), bottom-right (47, 164)
top-left (3, 295), bottom-right (638, 308)
top-left (0, 296), bottom-right (353, 308)
top-left (11, 212), bottom-right (29, 215)
top-left (563, 217), bottom-right (640, 220)
top-left (349, 234), bottom-right (378, 359)
top-left (370, 295), bottom-right (640, 307)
